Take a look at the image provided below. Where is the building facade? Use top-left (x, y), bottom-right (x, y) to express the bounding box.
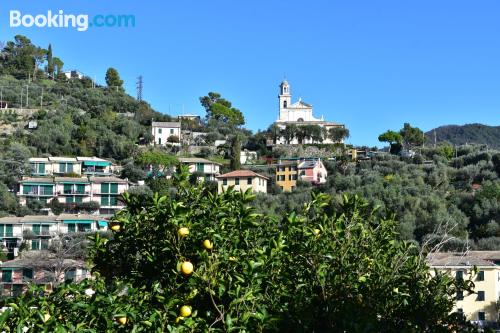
top-left (274, 81), bottom-right (346, 145)
top-left (29, 157), bottom-right (113, 177)
top-left (217, 170), bottom-right (268, 194)
top-left (275, 158), bottom-right (328, 192)
top-left (17, 176), bottom-right (128, 214)
top-left (428, 251), bottom-right (500, 326)
top-left (151, 122), bottom-right (182, 146)
top-left (178, 157), bottom-right (221, 181)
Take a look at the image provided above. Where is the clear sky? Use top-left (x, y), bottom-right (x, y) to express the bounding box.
top-left (1, 0), bottom-right (499, 146)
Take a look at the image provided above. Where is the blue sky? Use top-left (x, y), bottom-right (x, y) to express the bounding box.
top-left (0, 0), bottom-right (499, 146)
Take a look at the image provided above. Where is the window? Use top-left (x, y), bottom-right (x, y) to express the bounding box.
top-left (223, 179), bottom-right (227, 186)
top-left (283, 101), bottom-right (287, 108)
top-left (288, 175), bottom-right (292, 181)
top-left (170, 129), bottom-right (174, 134)
top-left (0, 224), bottom-right (13, 237)
top-left (2, 270), bottom-right (12, 283)
top-left (64, 184), bottom-right (72, 194)
top-left (23, 268), bottom-right (33, 280)
top-left (455, 271), bottom-right (463, 280)
top-left (101, 183), bottom-right (118, 194)
top-left (478, 271), bottom-right (484, 281)
top-left (41, 225), bottom-right (49, 235)
top-left (247, 178), bottom-right (252, 185)
top-left (235, 178), bottom-right (240, 185)
top-left (32, 225), bottom-right (41, 235)
top-left (478, 312), bottom-right (486, 321)
top-left (477, 291), bottom-right (485, 301)
top-left (41, 239), bottom-right (49, 250)
top-left (31, 239), bottom-right (40, 250)
top-left (158, 128), bottom-right (162, 134)
top-left (456, 291), bottom-right (463, 300)
top-left (59, 163), bottom-right (74, 173)
top-left (68, 224), bottom-right (76, 233)
top-left (196, 163), bottom-right (204, 172)
top-left (65, 269), bottom-right (76, 283)
top-left (158, 138), bottom-right (162, 145)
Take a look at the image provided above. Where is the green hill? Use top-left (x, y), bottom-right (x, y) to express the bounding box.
top-left (425, 123), bottom-right (500, 149)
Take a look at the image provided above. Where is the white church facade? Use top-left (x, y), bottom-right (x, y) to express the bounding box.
top-left (274, 80), bottom-right (345, 145)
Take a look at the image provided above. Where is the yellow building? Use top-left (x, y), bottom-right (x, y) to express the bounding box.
top-left (275, 162), bottom-right (298, 192)
top-left (217, 170), bottom-right (268, 194)
top-left (428, 251), bottom-right (500, 325)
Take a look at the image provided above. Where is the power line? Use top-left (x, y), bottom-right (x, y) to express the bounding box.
top-left (136, 75), bottom-right (143, 102)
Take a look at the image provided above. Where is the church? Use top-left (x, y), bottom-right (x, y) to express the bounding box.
top-left (274, 80), bottom-right (345, 144)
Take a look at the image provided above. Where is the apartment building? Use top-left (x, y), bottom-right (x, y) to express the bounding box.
top-left (0, 214), bottom-right (109, 256)
top-left (29, 157), bottom-right (113, 177)
top-left (275, 158), bottom-right (328, 192)
top-left (0, 257), bottom-right (89, 297)
top-left (428, 251), bottom-right (500, 326)
top-left (217, 170), bottom-right (268, 194)
top-left (17, 176), bottom-right (128, 214)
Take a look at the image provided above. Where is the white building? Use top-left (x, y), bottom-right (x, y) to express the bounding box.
top-left (152, 122), bottom-right (182, 146)
top-left (178, 158), bottom-right (221, 181)
top-left (275, 81), bottom-right (345, 145)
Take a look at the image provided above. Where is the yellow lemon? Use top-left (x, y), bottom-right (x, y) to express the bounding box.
top-left (313, 228), bottom-right (321, 236)
top-left (116, 316), bottom-right (127, 325)
top-left (110, 224), bottom-right (121, 231)
top-left (202, 239), bottom-right (213, 250)
top-left (181, 261), bottom-right (194, 276)
top-left (178, 227), bottom-right (189, 237)
top-left (180, 305), bottom-right (192, 317)
top-left (43, 313), bottom-right (51, 322)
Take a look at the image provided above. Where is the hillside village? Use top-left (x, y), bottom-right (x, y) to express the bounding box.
top-left (0, 35), bottom-right (499, 329)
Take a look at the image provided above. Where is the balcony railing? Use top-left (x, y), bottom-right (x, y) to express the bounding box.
top-left (23, 191), bottom-right (54, 197)
top-left (59, 191), bottom-right (90, 196)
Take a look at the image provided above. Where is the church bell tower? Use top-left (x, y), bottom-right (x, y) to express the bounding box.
top-left (278, 80), bottom-right (291, 121)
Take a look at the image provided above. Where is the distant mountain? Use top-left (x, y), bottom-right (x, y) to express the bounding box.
top-left (425, 124), bottom-right (500, 149)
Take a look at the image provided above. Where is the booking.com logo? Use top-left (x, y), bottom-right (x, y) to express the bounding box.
top-left (9, 10), bottom-right (136, 32)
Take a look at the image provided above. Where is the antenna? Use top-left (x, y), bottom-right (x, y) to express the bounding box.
top-left (136, 75), bottom-right (143, 102)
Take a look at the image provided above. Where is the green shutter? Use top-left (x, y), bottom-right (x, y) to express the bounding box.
top-left (76, 184), bottom-right (85, 194)
top-left (110, 183), bottom-right (118, 194)
top-left (23, 185), bottom-right (33, 194)
top-left (41, 239), bottom-right (49, 250)
top-left (64, 184), bottom-right (72, 194)
top-left (0, 225), bottom-right (3, 237)
top-left (23, 268), bottom-right (33, 279)
top-left (42, 225), bottom-right (49, 234)
top-left (101, 183), bottom-right (109, 194)
top-left (110, 196), bottom-right (118, 206)
top-left (68, 224), bottom-right (75, 233)
top-left (38, 164), bottom-right (45, 174)
top-left (67, 163), bottom-right (74, 173)
top-left (67, 197), bottom-right (74, 204)
top-left (5, 224), bottom-right (13, 237)
top-left (101, 196), bottom-right (109, 206)
top-left (32, 225), bottom-right (40, 235)
top-left (75, 197), bottom-right (83, 204)
top-left (32, 239), bottom-right (40, 250)
top-left (2, 270), bottom-right (12, 282)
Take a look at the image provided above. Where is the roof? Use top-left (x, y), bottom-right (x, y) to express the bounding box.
top-left (54, 177), bottom-right (89, 183)
top-left (177, 114), bottom-right (201, 118)
top-left (48, 157), bottom-right (77, 162)
top-left (217, 170), bottom-right (269, 180)
top-left (20, 216), bottom-right (58, 223)
top-left (178, 157), bottom-right (221, 165)
top-left (20, 177), bottom-right (54, 184)
top-left (29, 158), bottom-right (49, 162)
top-left (89, 176), bottom-right (128, 184)
top-left (76, 157), bottom-right (112, 163)
top-left (0, 216), bottom-right (22, 224)
top-left (57, 214), bottom-right (109, 221)
top-left (289, 99), bottom-right (312, 108)
top-left (1, 256), bottom-right (87, 269)
top-left (152, 122), bottom-right (181, 128)
top-left (298, 160), bottom-right (320, 169)
top-left (427, 251), bottom-right (500, 267)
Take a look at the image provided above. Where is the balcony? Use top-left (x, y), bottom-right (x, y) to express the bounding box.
top-left (23, 191), bottom-right (54, 197)
top-left (58, 191), bottom-right (90, 196)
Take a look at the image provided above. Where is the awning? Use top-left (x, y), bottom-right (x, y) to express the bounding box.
top-left (58, 182), bottom-right (89, 184)
top-left (98, 221), bottom-right (108, 227)
top-left (83, 161), bottom-right (110, 167)
top-left (22, 183), bottom-right (54, 186)
top-left (63, 220), bottom-right (93, 224)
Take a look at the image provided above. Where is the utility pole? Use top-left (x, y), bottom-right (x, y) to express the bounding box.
top-left (136, 75), bottom-right (143, 102)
